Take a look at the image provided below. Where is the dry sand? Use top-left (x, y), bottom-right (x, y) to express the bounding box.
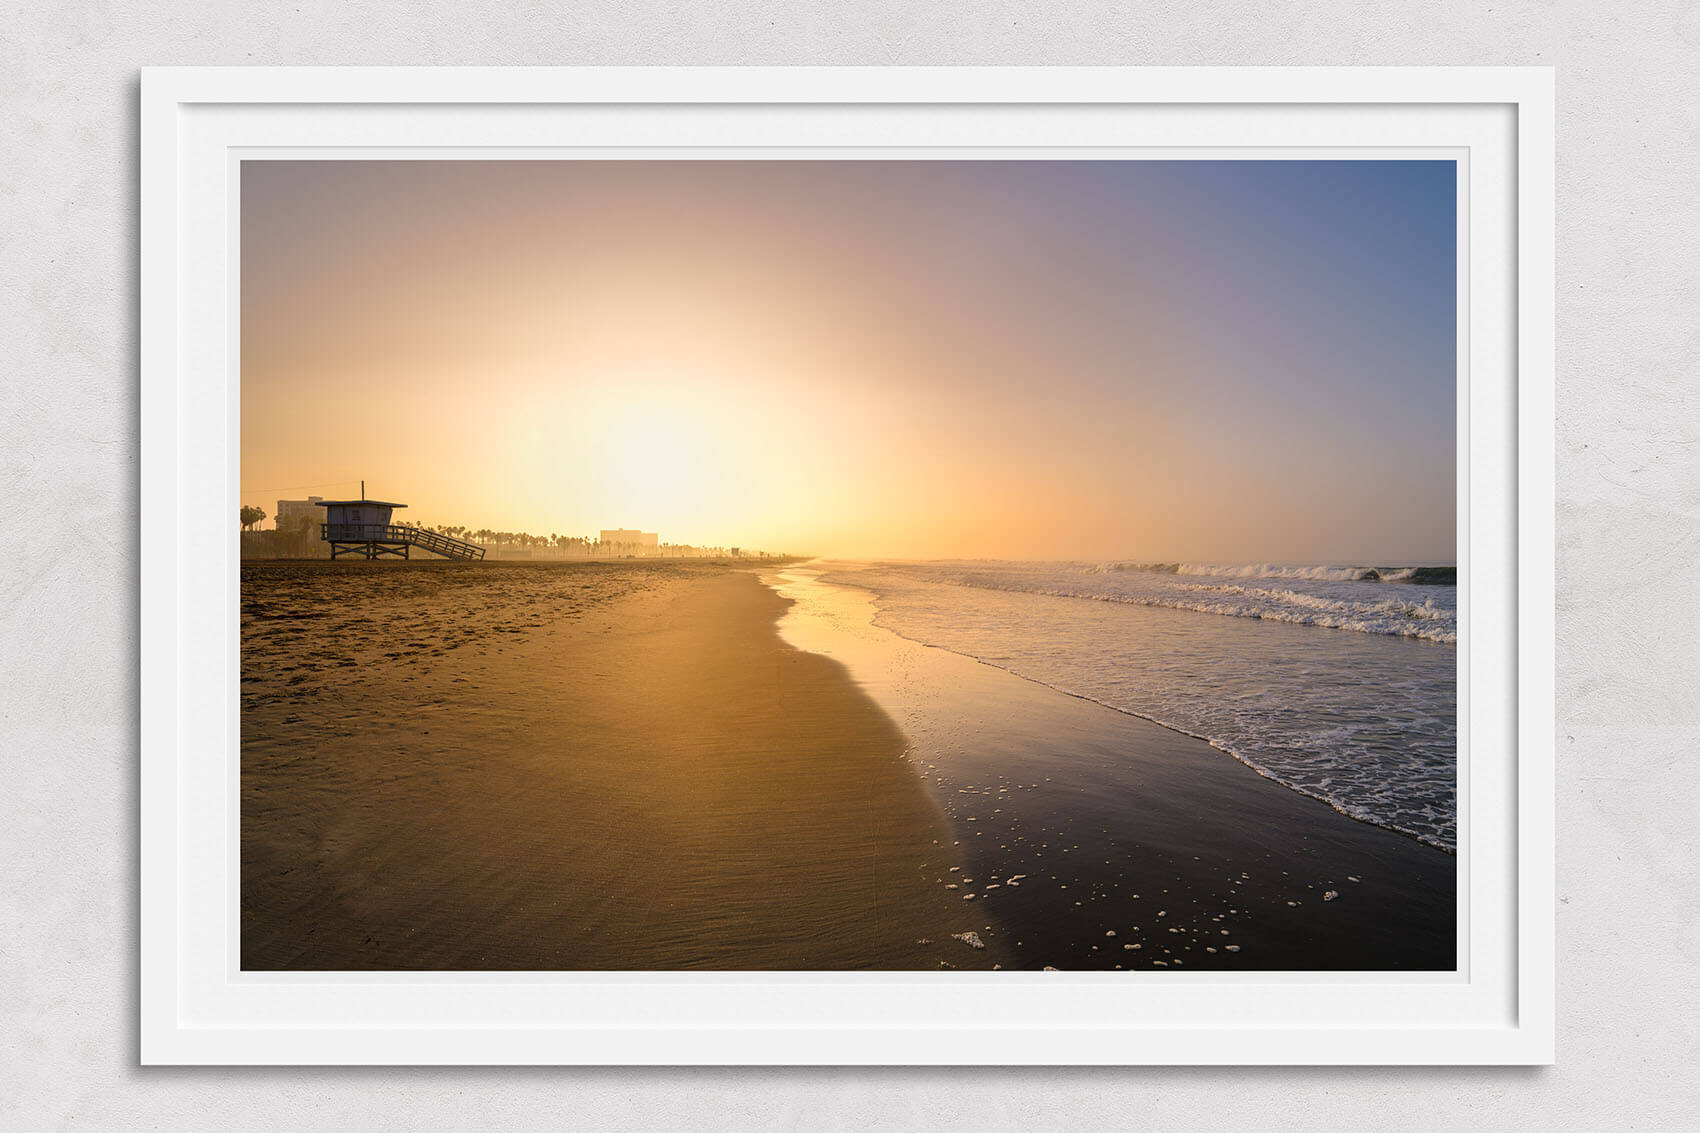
top-left (242, 561), bottom-right (998, 970)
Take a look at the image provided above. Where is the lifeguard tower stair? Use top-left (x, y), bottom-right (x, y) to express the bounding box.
top-left (318, 494), bottom-right (487, 560)
top-left (320, 521), bottom-right (487, 560)
top-left (397, 525), bottom-right (487, 561)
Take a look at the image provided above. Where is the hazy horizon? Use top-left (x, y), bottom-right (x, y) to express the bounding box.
top-left (241, 159), bottom-right (1457, 562)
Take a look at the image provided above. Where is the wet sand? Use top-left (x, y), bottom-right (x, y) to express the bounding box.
top-left (768, 564), bottom-right (1458, 971)
top-left (242, 561), bottom-right (1000, 970)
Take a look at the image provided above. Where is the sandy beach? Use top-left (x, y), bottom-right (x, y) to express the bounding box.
top-left (242, 560), bottom-right (1000, 970)
top-left (244, 558), bottom-right (1452, 971)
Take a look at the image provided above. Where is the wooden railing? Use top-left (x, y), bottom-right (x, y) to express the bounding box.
top-left (321, 523), bottom-right (487, 561)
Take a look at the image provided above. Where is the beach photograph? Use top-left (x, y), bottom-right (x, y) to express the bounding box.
top-left (240, 158), bottom-right (1458, 973)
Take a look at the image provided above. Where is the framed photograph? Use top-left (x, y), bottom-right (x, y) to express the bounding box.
top-left (140, 66), bottom-right (1555, 1065)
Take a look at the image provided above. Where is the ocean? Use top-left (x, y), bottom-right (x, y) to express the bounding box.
top-left (821, 560), bottom-right (1458, 852)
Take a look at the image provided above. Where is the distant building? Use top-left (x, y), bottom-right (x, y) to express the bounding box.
top-left (274, 496), bottom-right (325, 533)
top-left (600, 529), bottom-right (659, 549)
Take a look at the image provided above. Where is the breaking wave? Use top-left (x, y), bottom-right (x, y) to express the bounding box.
top-left (915, 561), bottom-right (1458, 644)
top-left (1102, 562), bottom-right (1456, 585)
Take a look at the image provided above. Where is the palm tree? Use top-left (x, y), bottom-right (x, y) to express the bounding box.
top-left (239, 505), bottom-right (265, 531)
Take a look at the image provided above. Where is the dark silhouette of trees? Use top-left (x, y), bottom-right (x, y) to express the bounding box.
top-left (369, 520), bottom-right (771, 561)
top-left (240, 505), bottom-right (266, 531)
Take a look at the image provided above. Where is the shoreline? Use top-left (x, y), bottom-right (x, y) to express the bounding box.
top-left (809, 561), bottom-right (1458, 853)
top-left (860, 618), bottom-right (1454, 856)
top-left (766, 563), bottom-right (1457, 971)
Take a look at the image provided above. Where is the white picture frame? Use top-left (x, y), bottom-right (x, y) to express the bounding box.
top-left (140, 66), bottom-right (1555, 1066)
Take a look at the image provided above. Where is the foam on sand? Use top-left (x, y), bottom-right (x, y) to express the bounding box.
top-left (825, 560), bottom-right (1458, 851)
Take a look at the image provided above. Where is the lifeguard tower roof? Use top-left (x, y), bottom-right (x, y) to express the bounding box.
top-left (316, 498), bottom-right (407, 509)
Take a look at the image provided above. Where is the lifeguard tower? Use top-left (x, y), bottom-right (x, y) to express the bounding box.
top-left (319, 484), bottom-right (486, 561)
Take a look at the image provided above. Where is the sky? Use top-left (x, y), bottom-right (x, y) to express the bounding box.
top-left (241, 159), bottom-right (1457, 562)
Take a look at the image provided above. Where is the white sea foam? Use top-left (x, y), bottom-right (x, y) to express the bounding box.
top-left (824, 560), bottom-right (1458, 851)
top-left (910, 561), bottom-right (1457, 642)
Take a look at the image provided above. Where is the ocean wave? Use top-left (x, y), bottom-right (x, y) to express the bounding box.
top-left (1198, 583), bottom-right (1457, 630)
top-left (1102, 561), bottom-right (1456, 585)
top-left (927, 565), bottom-right (1457, 643)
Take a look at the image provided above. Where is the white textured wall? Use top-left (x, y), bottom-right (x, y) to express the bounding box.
top-left (3, 3), bottom-right (1695, 1128)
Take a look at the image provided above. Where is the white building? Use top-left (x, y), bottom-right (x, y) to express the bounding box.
top-left (274, 496), bottom-right (325, 533)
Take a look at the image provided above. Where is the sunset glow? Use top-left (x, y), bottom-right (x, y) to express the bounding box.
top-left (241, 160), bottom-right (1456, 560)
